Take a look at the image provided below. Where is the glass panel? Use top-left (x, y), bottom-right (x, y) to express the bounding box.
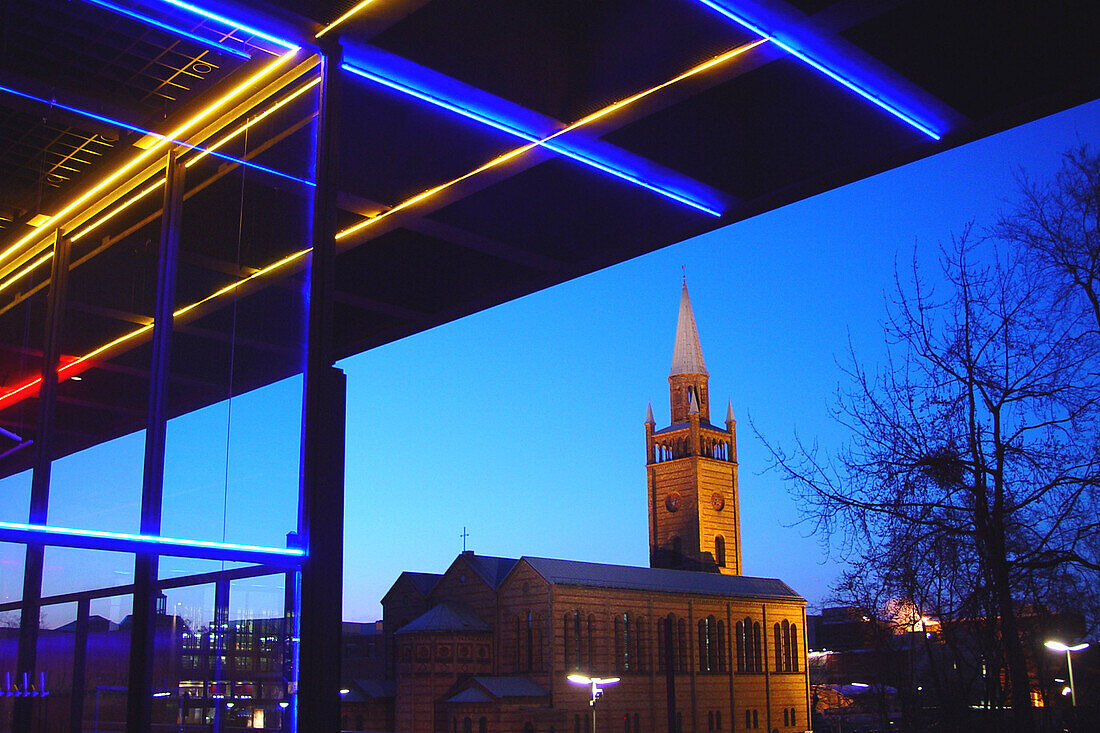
top-left (40, 548), bottom-right (135, 598)
top-left (160, 583), bottom-right (217, 730)
top-left (32, 601), bottom-right (76, 727)
top-left (85, 596), bottom-right (131, 732)
top-left (161, 65), bottom-right (317, 550)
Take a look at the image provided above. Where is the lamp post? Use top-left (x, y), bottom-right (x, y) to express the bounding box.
top-left (567, 674), bottom-right (620, 733)
top-left (1045, 641), bottom-right (1089, 707)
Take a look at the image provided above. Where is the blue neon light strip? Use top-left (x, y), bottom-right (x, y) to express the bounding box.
top-left (0, 520), bottom-right (305, 565)
top-left (341, 63), bottom-right (721, 217)
top-left (82, 0), bottom-right (251, 59)
top-left (694, 0), bottom-right (941, 140)
top-left (0, 84), bottom-right (314, 187)
top-left (149, 0), bottom-right (299, 51)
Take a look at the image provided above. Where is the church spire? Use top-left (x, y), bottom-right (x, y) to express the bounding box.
top-left (668, 284), bottom-right (710, 422)
top-left (669, 283), bottom-right (708, 377)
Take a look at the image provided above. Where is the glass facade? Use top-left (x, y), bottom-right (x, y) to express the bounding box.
top-left (0, 3), bottom-right (330, 730)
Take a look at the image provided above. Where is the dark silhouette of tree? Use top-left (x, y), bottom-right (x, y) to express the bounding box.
top-left (761, 189), bottom-right (1100, 731)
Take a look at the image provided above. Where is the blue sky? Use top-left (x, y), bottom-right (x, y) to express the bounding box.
top-left (2, 98), bottom-right (1097, 627)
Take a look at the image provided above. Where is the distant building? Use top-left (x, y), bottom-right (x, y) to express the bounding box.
top-left (367, 286), bottom-right (811, 733)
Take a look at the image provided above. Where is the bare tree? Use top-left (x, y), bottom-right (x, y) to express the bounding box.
top-left (761, 224), bottom-right (1100, 731)
top-left (996, 145), bottom-right (1100, 331)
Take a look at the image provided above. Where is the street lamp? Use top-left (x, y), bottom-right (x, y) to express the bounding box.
top-left (1044, 640), bottom-right (1089, 707)
top-left (567, 674), bottom-right (620, 733)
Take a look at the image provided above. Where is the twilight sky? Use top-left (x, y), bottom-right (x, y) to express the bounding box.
top-left (1, 99), bottom-right (1097, 628)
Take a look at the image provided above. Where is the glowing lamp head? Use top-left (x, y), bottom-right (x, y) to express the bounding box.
top-left (1045, 641), bottom-right (1090, 653)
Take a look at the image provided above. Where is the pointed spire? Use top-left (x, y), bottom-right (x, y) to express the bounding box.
top-left (726, 401), bottom-right (735, 424)
top-left (670, 284), bottom-right (708, 377)
top-left (645, 402), bottom-right (655, 425)
top-left (688, 390), bottom-right (699, 415)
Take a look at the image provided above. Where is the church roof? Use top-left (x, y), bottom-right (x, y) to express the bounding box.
top-left (521, 557), bottom-right (802, 601)
top-left (461, 552), bottom-right (519, 589)
top-left (405, 571), bottom-right (442, 596)
top-left (445, 677), bottom-right (549, 703)
top-left (396, 601), bottom-right (492, 635)
top-left (669, 284), bottom-right (708, 377)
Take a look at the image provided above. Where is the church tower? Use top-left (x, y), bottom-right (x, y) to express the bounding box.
top-left (646, 285), bottom-right (742, 575)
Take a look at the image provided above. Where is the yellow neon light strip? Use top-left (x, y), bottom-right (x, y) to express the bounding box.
top-left (0, 49), bottom-right (300, 270)
top-left (336, 39), bottom-right (766, 241)
top-left (0, 76), bottom-right (321, 294)
top-left (315, 0), bottom-right (381, 38)
top-left (0, 41), bottom-right (764, 409)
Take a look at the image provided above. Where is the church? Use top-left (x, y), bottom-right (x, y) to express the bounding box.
top-left (368, 286), bottom-right (810, 733)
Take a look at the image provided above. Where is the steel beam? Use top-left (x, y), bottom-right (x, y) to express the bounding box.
top-left (295, 41), bottom-right (345, 733)
top-left (126, 149), bottom-right (184, 733)
top-left (12, 227), bottom-right (70, 731)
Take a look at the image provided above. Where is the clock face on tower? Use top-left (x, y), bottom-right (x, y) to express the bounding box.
top-left (711, 492), bottom-right (725, 511)
top-left (665, 492), bottom-right (681, 512)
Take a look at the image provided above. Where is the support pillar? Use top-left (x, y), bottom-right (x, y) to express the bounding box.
top-left (126, 150), bottom-right (185, 732)
top-left (13, 227), bottom-right (70, 731)
top-left (295, 39), bottom-right (344, 733)
top-left (70, 597), bottom-right (90, 733)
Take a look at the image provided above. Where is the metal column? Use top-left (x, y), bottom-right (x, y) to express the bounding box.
top-left (13, 228), bottom-right (70, 731)
top-left (296, 39), bottom-right (345, 733)
top-left (126, 151), bottom-right (185, 732)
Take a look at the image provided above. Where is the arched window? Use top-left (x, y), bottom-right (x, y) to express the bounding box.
top-left (614, 614), bottom-right (623, 670)
top-left (587, 614), bottom-right (597, 669)
top-left (636, 616), bottom-right (646, 672)
top-left (533, 613), bottom-right (544, 670)
top-left (782, 619), bottom-right (791, 672)
top-left (715, 710), bottom-right (721, 730)
top-left (479, 718), bottom-right (488, 733)
top-left (708, 711), bottom-right (714, 730)
top-left (790, 623), bottom-right (798, 672)
top-left (677, 618), bottom-right (687, 672)
top-left (784, 709), bottom-right (789, 726)
top-left (623, 613), bottom-right (631, 671)
top-left (715, 536), bottom-right (726, 567)
top-left (464, 718), bottom-right (473, 733)
top-left (564, 612), bottom-right (573, 669)
top-left (752, 622), bottom-right (762, 672)
top-left (774, 623), bottom-right (783, 672)
top-left (717, 621), bottom-right (726, 672)
top-left (574, 715), bottom-right (581, 733)
top-left (671, 535), bottom-right (682, 566)
top-left (657, 618), bottom-right (665, 671)
top-left (523, 723), bottom-right (534, 733)
top-left (735, 621), bottom-right (744, 671)
top-left (698, 619), bottom-right (708, 672)
top-left (514, 616), bottom-right (522, 669)
top-left (745, 711), bottom-right (751, 729)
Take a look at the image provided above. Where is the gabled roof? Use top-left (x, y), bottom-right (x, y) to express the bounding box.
top-left (406, 571), bottom-right (442, 596)
top-left (396, 601), bottom-right (492, 635)
top-left (521, 557), bottom-right (802, 601)
top-left (344, 679), bottom-right (396, 701)
top-left (444, 676), bottom-right (549, 703)
top-left (460, 552), bottom-right (519, 589)
top-left (382, 570), bottom-right (442, 606)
